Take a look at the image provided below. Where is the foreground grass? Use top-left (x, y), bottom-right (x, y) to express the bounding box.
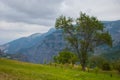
top-left (0, 58), bottom-right (119, 80)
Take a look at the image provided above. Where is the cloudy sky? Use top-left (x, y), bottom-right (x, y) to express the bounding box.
top-left (0, 0), bottom-right (120, 45)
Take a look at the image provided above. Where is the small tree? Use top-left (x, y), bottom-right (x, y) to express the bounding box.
top-left (55, 12), bottom-right (112, 71)
top-left (53, 56), bottom-right (58, 63)
top-left (54, 51), bottom-right (77, 65)
top-left (116, 63), bottom-right (120, 73)
top-left (113, 59), bottom-right (120, 73)
top-left (88, 56), bottom-right (107, 68)
top-left (102, 62), bottom-right (111, 71)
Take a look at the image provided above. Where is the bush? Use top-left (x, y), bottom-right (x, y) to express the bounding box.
top-left (113, 60), bottom-right (120, 73)
top-left (53, 51), bottom-right (78, 65)
top-left (102, 62), bottom-right (111, 71)
top-left (88, 56), bottom-right (107, 68)
top-left (94, 67), bottom-right (100, 74)
top-left (116, 64), bottom-right (120, 73)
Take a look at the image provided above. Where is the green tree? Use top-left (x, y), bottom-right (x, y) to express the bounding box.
top-left (102, 62), bottom-right (111, 71)
top-left (54, 51), bottom-right (77, 65)
top-left (88, 56), bottom-right (106, 68)
top-left (53, 56), bottom-right (58, 63)
top-left (55, 12), bottom-right (112, 71)
top-left (113, 59), bottom-right (120, 73)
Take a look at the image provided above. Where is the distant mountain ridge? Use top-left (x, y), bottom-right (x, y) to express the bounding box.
top-left (0, 20), bottom-right (120, 63)
top-left (0, 28), bottom-right (56, 54)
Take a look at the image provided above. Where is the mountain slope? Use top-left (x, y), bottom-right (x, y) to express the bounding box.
top-left (10, 30), bottom-right (66, 63)
top-left (101, 41), bottom-right (120, 61)
top-left (0, 28), bottom-right (56, 54)
top-left (0, 20), bottom-right (120, 63)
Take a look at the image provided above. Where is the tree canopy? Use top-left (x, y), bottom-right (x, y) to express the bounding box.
top-left (54, 51), bottom-right (77, 65)
top-left (55, 12), bottom-right (112, 71)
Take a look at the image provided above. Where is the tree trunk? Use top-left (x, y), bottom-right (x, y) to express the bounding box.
top-left (81, 54), bottom-right (87, 71)
top-left (81, 63), bottom-right (86, 71)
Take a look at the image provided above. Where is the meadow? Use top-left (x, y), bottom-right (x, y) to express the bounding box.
top-left (0, 58), bottom-right (119, 80)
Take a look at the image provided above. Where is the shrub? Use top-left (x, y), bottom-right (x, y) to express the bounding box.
top-left (113, 60), bottom-right (120, 73)
top-left (94, 67), bottom-right (100, 74)
top-left (88, 56), bottom-right (107, 68)
top-left (53, 51), bottom-right (78, 65)
top-left (102, 62), bottom-right (111, 71)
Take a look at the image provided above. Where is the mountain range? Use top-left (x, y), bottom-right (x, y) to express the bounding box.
top-left (0, 20), bottom-right (120, 63)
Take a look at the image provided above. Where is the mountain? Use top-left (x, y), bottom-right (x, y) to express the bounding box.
top-left (9, 30), bottom-right (66, 63)
top-left (0, 20), bottom-right (120, 63)
top-left (0, 28), bottom-right (56, 54)
top-left (103, 20), bottom-right (120, 41)
top-left (101, 41), bottom-right (120, 61)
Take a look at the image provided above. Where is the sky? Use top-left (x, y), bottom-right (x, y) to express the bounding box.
top-left (0, 0), bottom-right (120, 45)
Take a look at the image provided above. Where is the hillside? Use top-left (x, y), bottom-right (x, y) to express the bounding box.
top-left (0, 58), bottom-right (120, 80)
top-left (101, 41), bottom-right (120, 61)
top-left (0, 20), bottom-right (120, 63)
top-left (0, 28), bottom-right (56, 54)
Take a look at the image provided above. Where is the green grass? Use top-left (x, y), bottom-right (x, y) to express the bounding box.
top-left (0, 58), bottom-right (120, 80)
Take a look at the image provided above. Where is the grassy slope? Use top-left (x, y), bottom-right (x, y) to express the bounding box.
top-left (0, 58), bottom-right (119, 80)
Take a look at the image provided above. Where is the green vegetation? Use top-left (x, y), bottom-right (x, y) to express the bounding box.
top-left (54, 51), bottom-right (78, 65)
top-left (0, 58), bottom-right (120, 80)
top-left (55, 12), bottom-right (112, 71)
top-left (88, 55), bottom-right (120, 72)
top-left (112, 59), bottom-right (120, 73)
top-left (88, 56), bottom-right (106, 68)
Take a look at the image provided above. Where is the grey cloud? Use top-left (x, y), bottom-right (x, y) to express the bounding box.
top-left (0, 0), bottom-right (63, 26)
top-left (0, 0), bottom-right (120, 45)
top-left (1, 0), bottom-right (119, 26)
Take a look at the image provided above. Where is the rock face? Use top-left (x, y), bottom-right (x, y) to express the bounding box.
top-left (0, 20), bottom-right (120, 63)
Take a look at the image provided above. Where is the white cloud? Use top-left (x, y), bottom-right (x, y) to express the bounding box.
top-left (0, 21), bottom-right (51, 45)
top-left (59, 0), bottom-right (120, 20)
top-left (0, 0), bottom-right (63, 26)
